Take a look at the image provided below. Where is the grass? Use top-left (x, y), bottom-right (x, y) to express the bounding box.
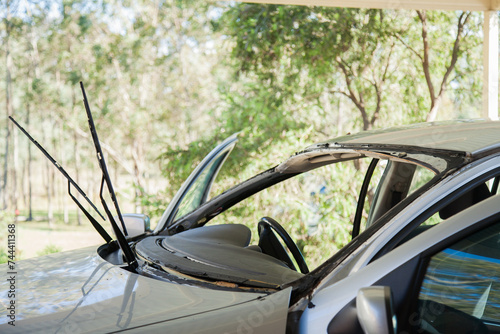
top-left (19, 221), bottom-right (97, 232)
top-left (16, 209), bottom-right (81, 224)
top-left (36, 244), bottom-right (63, 256)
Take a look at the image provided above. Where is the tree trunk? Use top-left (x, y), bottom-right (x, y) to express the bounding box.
top-left (49, 166), bottom-right (54, 226)
top-left (58, 121), bottom-right (69, 224)
top-left (132, 140), bottom-right (145, 213)
top-left (26, 104), bottom-right (33, 221)
top-left (426, 95), bottom-right (443, 122)
top-left (72, 88), bottom-right (82, 225)
top-left (336, 97), bottom-right (343, 137)
top-left (42, 125), bottom-right (54, 227)
top-left (2, 125), bottom-right (10, 210)
top-left (417, 10), bottom-right (471, 122)
top-left (2, 1), bottom-right (13, 210)
top-left (12, 107), bottom-right (18, 213)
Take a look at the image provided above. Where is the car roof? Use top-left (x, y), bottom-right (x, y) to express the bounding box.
top-left (313, 120), bottom-right (500, 157)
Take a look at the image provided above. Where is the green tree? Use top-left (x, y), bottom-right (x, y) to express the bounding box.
top-left (220, 5), bottom-right (408, 131)
top-left (395, 10), bottom-right (482, 121)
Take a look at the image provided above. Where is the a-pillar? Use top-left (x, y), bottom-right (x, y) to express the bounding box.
top-left (483, 10), bottom-right (499, 120)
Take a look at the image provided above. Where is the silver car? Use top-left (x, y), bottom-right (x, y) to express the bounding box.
top-left (2, 116), bottom-right (500, 333)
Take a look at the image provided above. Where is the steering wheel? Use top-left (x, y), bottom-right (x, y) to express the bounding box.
top-left (257, 217), bottom-right (309, 274)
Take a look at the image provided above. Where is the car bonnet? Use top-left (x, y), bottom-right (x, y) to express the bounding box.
top-left (0, 246), bottom-right (275, 333)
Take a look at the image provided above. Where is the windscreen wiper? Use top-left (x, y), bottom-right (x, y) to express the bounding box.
top-left (80, 82), bottom-right (138, 271)
top-left (9, 116), bottom-right (113, 244)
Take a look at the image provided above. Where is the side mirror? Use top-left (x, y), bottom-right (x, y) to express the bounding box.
top-left (114, 213), bottom-right (151, 238)
top-left (356, 286), bottom-right (397, 334)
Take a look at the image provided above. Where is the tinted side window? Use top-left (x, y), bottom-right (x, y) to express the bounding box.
top-left (416, 221), bottom-right (500, 333)
top-left (174, 153), bottom-right (228, 221)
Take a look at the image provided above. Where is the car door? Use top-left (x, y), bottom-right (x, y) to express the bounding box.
top-left (302, 193), bottom-right (500, 334)
top-left (154, 134), bottom-right (238, 234)
top-left (409, 222), bottom-right (500, 334)
top-left (365, 210), bottom-right (500, 334)
top-left (329, 198), bottom-right (500, 334)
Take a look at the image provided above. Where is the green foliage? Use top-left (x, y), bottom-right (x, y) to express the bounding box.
top-left (157, 78), bottom-right (310, 192)
top-left (3, 0), bottom-right (230, 217)
top-left (219, 5), bottom-right (412, 130)
top-left (395, 10), bottom-right (482, 120)
top-left (225, 5), bottom-right (387, 75)
top-left (218, 4), bottom-right (482, 129)
top-left (36, 244), bottom-right (63, 257)
top-left (0, 249), bottom-right (7, 264)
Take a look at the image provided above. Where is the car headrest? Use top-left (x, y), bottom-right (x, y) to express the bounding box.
top-left (439, 183), bottom-right (491, 220)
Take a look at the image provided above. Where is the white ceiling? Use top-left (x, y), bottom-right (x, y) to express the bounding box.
top-left (241, 0), bottom-right (500, 11)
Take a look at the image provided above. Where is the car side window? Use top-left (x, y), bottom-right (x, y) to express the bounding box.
top-left (415, 220), bottom-right (500, 333)
top-left (397, 173), bottom-right (500, 247)
top-left (174, 153), bottom-right (228, 221)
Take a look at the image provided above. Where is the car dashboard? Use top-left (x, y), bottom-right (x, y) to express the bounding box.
top-left (110, 224), bottom-right (304, 290)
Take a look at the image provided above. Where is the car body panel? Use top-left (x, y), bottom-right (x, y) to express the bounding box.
top-left (318, 120), bottom-right (500, 156)
top-left (300, 193), bottom-right (500, 333)
top-left (0, 246), bottom-right (291, 333)
top-left (131, 287), bottom-right (291, 333)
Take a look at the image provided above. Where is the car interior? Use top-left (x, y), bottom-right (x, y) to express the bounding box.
top-left (133, 156), bottom-right (441, 289)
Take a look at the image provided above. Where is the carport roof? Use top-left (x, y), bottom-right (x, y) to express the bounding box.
top-left (242, 0), bottom-right (500, 11)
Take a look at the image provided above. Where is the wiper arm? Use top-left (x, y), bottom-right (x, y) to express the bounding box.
top-left (68, 183), bottom-right (113, 243)
top-left (80, 82), bottom-right (138, 271)
top-left (9, 116), bottom-right (113, 244)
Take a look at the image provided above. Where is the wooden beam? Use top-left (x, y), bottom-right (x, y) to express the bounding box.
top-left (241, 0), bottom-right (499, 11)
top-left (483, 10), bottom-right (499, 120)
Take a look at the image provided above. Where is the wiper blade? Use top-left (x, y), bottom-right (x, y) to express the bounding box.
top-left (9, 116), bottom-right (113, 244)
top-left (80, 82), bottom-right (138, 271)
